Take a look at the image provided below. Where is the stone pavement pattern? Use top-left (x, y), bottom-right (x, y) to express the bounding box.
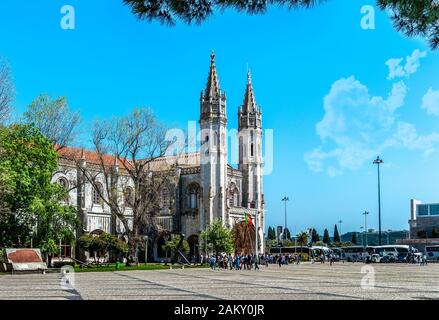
top-left (1, 263), bottom-right (439, 300)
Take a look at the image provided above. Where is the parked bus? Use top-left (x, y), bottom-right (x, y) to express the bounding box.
top-left (425, 246), bottom-right (439, 261)
top-left (341, 246), bottom-right (367, 262)
top-left (371, 245), bottom-right (414, 262)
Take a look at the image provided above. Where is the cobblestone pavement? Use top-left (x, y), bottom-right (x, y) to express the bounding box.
top-left (1, 263), bottom-right (439, 300)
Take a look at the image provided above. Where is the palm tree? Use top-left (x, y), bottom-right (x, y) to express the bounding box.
top-left (296, 232), bottom-right (308, 247)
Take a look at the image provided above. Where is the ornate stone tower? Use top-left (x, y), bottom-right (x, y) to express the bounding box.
top-left (238, 71), bottom-right (263, 211)
top-left (200, 51), bottom-right (228, 227)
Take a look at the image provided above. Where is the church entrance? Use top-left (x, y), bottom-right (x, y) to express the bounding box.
top-left (233, 221), bottom-right (256, 255)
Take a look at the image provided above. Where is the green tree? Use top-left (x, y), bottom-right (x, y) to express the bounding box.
top-left (432, 228), bottom-right (439, 238)
top-left (333, 224), bottom-right (340, 243)
top-left (323, 229), bottom-right (330, 245)
top-left (201, 219), bottom-right (234, 257)
top-left (267, 226), bottom-right (276, 240)
top-left (0, 125), bottom-right (76, 248)
top-left (284, 227), bottom-right (291, 241)
top-left (417, 230), bottom-right (428, 239)
top-left (79, 232), bottom-right (128, 265)
top-left (378, 0), bottom-right (439, 49)
top-left (162, 234), bottom-right (189, 264)
top-left (23, 94), bottom-right (80, 151)
top-left (351, 233), bottom-right (357, 245)
top-left (124, 0), bottom-right (439, 50)
top-left (311, 228), bottom-right (320, 243)
top-left (296, 231), bottom-right (308, 247)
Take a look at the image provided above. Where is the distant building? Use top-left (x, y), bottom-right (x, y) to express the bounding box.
top-left (409, 199), bottom-right (439, 239)
top-left (395, 199), bottom-right (439, 252)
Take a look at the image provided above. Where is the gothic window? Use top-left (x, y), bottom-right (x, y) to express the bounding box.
top-left (187, 184), bottom-right (200, 209)
top-left (228, 184), bottom-right (240, 208)
top-left (161, 187), bottom-right (170, 209)
top-left (251, 144), bottom-right (254, 157)
top-left (124, 187), bottom-right (134, 208)
top-left (93, 182), bottom-right (103, 205)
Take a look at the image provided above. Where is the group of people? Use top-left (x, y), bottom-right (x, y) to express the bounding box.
top-left (203, 253), bottom-right (308, 270)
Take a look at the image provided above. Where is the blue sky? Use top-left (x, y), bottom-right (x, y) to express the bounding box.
top-left (1, 0), bottom-right (439, 236)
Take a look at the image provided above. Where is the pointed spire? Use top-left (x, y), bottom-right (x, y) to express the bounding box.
top-left (204, 50), bottom-right (220, 99)
top-left (242, 69), bottom-right (258, 113)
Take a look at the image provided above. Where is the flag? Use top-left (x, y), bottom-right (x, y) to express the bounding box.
top-left (244, 212), bottom-right (253, 227)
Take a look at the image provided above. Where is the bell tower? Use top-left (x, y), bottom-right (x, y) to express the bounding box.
top-left (238, 71), bottom-right (263, 211)
top-left (199, 51), bottom-right (228, 227)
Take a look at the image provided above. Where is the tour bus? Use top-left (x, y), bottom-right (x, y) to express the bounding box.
top-left (425, 245), bottom-right (439, 261)
top-left (310, 246), bottom-right (331, 261)
top-left (341, 246), bottom-right (367, 262)
top-left (371, 245), bottom-right (413, 262)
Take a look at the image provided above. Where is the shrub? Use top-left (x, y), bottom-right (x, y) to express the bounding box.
top-left (80, 232), bottom-right (128, 265)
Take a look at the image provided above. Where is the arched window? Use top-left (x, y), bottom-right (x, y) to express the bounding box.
top-left (187, 184), bottom-right (200, 209)
top-left (124, 187), bottom-right (134, 208)
top-left (228, 184), bottom-right (240, 208)
top-left (161, 187), bottom-right (170, 209)
top-left (93, 183), bottom-right (103, 205)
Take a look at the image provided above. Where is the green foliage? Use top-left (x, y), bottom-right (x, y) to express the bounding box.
top-left (0, 124), bottom-right (77, 248)
top-left (162, 234), bottom-right (189, 255)
top-left (123, 0), bottom-right (325, 25)
top-left (296, 231), bottom-right (308, 247)
top-left (40, 239), bottom-right (59, 256)
top-left (311, 228), bottom-right (320, 243)
top-left (323, 229), bottom-right (330, 245)
top-left (201, 219), bottom-right (234, 256)
top-left (432, 228), bottom-right (439, 239)
top-left (378, 0), bottom-right (439, 49)
top-left (79, 233), bottom-right (128, 265)
top-left (267, 226), bottom-right (276, 240)
top-left (284, 227), bottom-right (291, 241)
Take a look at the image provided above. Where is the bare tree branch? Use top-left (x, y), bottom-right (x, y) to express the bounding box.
top-left (23, 94), bottom-right (81, 151)
top-left (0, 58), bottom-right (14, 124)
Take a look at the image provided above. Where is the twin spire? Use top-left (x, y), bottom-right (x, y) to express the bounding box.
top-left (204, 51), bottom-right (221, 99)
top-left (204, 51), bottom-right (259, 114)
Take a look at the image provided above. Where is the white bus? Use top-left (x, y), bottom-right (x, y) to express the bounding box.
top-left (341, 246), bottom-right (367, 261)
top-left (426, 246), bottom-right (439, 261)
top-left (372, 245), bottom-right (413, 262)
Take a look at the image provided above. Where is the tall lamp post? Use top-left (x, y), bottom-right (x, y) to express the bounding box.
top-left (281, 196), bottom-right (289, 247)
top-left (362, 211), bottom-right (369, 246)
top-left (373, 156), bottom-right (384, 245)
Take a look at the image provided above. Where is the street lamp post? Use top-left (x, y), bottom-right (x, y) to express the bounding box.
top-left (362, 211), bottom-right (369, 246)
top-left (373, 156), bottom-right (384, 245)
top-left (281, 196), bottom-right (289, 247)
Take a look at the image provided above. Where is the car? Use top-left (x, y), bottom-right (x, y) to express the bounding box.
top-left (370, 254), bottom-right (381, 263)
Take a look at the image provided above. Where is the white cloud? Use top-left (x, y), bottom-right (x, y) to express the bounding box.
top-left (386, 49), bottom-right (427, 80)
top-left (422, 88), bottom-right (439, 117)
top-left (305, 76), bottom-right (439, 176)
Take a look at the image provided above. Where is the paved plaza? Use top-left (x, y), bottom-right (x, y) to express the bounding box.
top-left (1, 263), bottom-right (439, 300)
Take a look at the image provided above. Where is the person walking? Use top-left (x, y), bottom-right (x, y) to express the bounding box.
top-left (254, 254), bottom-right (259, 270)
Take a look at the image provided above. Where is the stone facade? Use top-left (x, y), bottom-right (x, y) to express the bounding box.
top-left (53, 52), bottom-right (265, 261)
